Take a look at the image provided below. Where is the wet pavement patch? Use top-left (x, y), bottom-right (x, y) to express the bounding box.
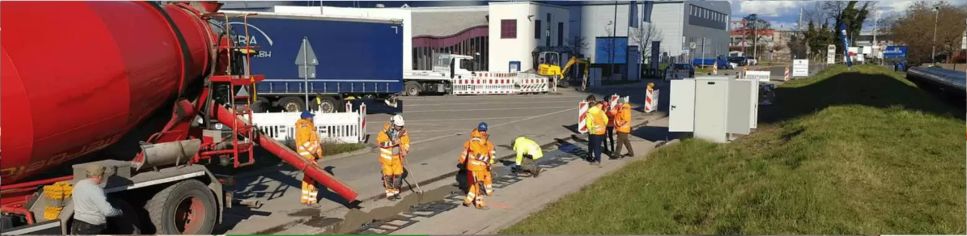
top-left (256, 140), bottom-right (591, 234)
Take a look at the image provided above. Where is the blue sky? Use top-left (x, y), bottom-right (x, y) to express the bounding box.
top-left (729, 0), bottom-right (967, 30)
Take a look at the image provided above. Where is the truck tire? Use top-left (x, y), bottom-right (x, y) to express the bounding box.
top-left (404, 81), bottom-right (421, 96)
top-left (106, 199), bottom-right (142, 234)
top-left (316, 96), bottom-right (339, 113)
top-left (145, 180), bottom-right (216, 235)
top-left (278, 96), bottom-right (306, 112)
top-left (251, 97), bottom-right (270, 113)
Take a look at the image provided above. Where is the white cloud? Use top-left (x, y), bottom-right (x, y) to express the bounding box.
top-left (730, 0), bottom-right (807, 17)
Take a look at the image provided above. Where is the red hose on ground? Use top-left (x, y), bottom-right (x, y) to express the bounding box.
top-left (213, 105), bottom-right (359, 203)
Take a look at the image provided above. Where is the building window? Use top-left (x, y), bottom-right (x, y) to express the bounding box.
top-left (501, 19), bottom-right (516, 39)
top-left (557, 22), bottom-right (564, 46)
top-left (535, 20), bottom-right (541, 39)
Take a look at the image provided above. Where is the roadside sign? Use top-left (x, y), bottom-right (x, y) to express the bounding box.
top-left (883, 46), bottom-right (908, 59)
top-left (793, 59), bottom-right (808, 77)
top-left (826, 44), bottom-right (836, 64)
top-left (745, 70), bottom-right (770, 82)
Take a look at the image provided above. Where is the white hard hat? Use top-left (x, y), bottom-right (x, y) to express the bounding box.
top-left (392, 114), bottom-right (404, 126)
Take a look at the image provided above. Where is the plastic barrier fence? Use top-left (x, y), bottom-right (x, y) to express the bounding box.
top-left (252, 104), bottom-right (367, 144)
top-left (451, 72), bottom-right (549, 95)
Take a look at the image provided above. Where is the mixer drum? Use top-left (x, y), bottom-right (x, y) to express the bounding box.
top-left (1, 1), bottom-right (214, 183)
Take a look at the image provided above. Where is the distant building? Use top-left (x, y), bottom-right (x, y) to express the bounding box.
top-left (235, 1), bottom-right (731, 74)
top-left (572, 1), bottom-right (731, 66)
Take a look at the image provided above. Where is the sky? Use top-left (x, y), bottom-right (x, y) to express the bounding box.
top-left (728, 0), bottom-right (967, 30)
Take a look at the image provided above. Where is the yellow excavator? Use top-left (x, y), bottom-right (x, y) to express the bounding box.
top-left (536, 51), bottom-right (590, 90)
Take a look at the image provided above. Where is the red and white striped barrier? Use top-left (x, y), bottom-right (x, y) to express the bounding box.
top-left (645, 89), bottom-right (660, 113)
top-left (517, 74), bottom-right (549, 94)
top-left (609, 94), bottom-right (620, 110)
top-left (783, 66), bottom-right (790, 81)
top-left (345, 100), bottom-right (353, 112)
top-left (578, 101), bottom-right (589, 134)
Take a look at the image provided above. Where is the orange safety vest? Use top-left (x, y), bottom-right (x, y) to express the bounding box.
top-left (295, 118), bottom-right (322, 158)
top-left (459, 129), bottom-right (494, 171)
top-left (606, 105), bottom-right (618, 127)
top-left (376, 122), bottom-right (410, 159)
top-left (616, 103), bottom-right (632, 133)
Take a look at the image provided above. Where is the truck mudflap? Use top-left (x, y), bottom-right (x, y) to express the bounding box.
top-left (214, 105), bottom-right (359, 203)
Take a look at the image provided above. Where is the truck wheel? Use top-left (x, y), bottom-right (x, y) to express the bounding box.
top-left (317, 96), bottom-right (339, 113)
top-left (106, 199), bottom-right (142, 234)
top-left (145, 180), bottom-right (216, 235)
top-left (404, 82), bottom-right (421, 96)
top-left (278, 97), bottom-right (306, 112)
top-left (251, 97), bottom-right (270, 113)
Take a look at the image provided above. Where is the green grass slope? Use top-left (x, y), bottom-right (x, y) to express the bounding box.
top-left (502, 65), bottom-right (965, 234)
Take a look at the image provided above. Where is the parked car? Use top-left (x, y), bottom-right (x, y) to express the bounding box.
top-left (728, 56), bottom-right (747, 66)
top-left (665, 63), bottom-right (695, 79)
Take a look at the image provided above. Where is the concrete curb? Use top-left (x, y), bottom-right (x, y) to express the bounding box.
top-left (233, 145), bottom-right (374, 179)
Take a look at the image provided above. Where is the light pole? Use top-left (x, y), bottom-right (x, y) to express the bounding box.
top-left (932, 6), bottom-right (939, 64)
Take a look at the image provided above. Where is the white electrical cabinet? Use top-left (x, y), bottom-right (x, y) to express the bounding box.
top-left (669, 78), bottom-right (760, 143)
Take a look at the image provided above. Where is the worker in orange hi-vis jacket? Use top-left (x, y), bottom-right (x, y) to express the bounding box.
top-left (376, 114), bottom-right (410, 200)
top-left (295, 111), bottom-right (324, 206)
top-left (458, 126), bottom-right (494, 209)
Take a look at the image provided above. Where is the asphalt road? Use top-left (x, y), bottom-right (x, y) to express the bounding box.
top-left (216, 81), bottom-right (669, 234)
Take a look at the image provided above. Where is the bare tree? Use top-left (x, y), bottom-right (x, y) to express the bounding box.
top-left (566, 36), bottom-right (589, 57)
top-left (629, 23), bottom-right (663, 64)
top-left (891, 1), bottom-right (967, 64)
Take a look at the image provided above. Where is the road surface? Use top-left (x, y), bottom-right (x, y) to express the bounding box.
top-left (215, 81), bottom-right (670, 234)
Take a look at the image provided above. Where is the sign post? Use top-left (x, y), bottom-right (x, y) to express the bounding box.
top-left (826, 44), bottom-right (836, 64)
top-left (296, 37), bottom-right (319, 110)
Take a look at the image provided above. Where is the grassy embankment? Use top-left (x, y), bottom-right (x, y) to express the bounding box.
top-left (503, 64), bottom-right (966, 234)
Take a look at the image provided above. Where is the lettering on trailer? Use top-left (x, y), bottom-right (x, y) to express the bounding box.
top-left (0, 135), bottom-right (121, 180)
top-left (228, 22), bottom-right (275, 58)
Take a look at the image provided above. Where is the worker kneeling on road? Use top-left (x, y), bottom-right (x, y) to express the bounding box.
top-left (377, 114), bottom-right (410, 200)
top-left (295, 111), bottom-right (324, 206)
top-left (511, 136), bottom-right (543, 177)
top-left (461, 122), bottom-right (495, 196)
top-left (459, 128), bottom-right (494, 209)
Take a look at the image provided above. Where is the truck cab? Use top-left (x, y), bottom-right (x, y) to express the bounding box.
top-left (403, 53), bottom-right (476, 96)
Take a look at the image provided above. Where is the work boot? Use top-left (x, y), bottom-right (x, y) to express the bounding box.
top-left (474, 200), bottom-right (489, 210)
top-left (531, 168), bottom-right (543, 178)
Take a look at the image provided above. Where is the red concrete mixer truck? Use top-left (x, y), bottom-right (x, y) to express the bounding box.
top-left (0, 2), bottom-right (359, 234)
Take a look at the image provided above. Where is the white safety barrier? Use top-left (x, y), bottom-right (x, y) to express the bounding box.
top-left (645, 89), bottom-right (660, 113)
top-left (251, 104), bottom-right (367, 144)
top-left (516, 74), bottom-right (549, 94)
top-left (451, 72), bottom-right (549, 95)
top-left (578, 101), bottom-right (589, 134)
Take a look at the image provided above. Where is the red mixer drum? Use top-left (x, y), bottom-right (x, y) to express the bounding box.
top-left (1, 1), bottom-right (215, 184)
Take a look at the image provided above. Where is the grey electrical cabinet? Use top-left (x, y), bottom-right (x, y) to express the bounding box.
top-left (668, 77), bottom-right (759, 143)
top-left (669, 80), bottom-right (695, 132)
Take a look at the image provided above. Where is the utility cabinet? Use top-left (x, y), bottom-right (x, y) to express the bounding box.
top-left (669, 77), bottom-right (759, 143)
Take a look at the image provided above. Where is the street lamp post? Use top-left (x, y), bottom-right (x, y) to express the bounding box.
top-left (932, 6), bottom-right (939, 64)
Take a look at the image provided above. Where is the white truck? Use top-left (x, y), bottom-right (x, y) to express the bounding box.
top-left (402, 54), bottom-right (475, 96)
